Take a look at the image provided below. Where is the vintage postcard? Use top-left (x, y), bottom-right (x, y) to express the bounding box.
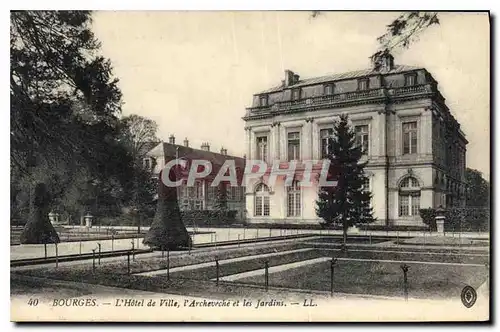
top-left (10, 10), bottom-right (490, 322)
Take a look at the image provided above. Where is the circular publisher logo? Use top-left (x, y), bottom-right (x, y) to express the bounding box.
top-left (461, 285), bottom-right (477, 308)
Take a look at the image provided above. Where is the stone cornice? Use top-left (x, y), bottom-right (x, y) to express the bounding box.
top-left (243, 84), bottom-right (436, 121)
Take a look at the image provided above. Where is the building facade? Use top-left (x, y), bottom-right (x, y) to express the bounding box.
top-left (145, 136), bottom-right (246, 220)
top-left (243, 53), bottom-right (467, 226)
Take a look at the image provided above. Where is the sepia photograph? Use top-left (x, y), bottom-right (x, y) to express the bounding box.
top-left (9, 10), bottom-right (491, 322)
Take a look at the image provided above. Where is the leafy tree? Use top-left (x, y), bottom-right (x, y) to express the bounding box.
top-left (212, 182), bottom-right (229, 224)
top-left (315, 114), bottom-right (375, 249)
top-left (11, 11), bottom-right (125, 242)
top-left (310, 11), bottom-right (440, 62)
top-left (143, 168), bottom-right (192, 250)
top-left (465, 168), bottom-right (490, 208)
top-left (119, 114), bottom-right (160, 232)
top-left (376, 12), bottom-right (439, 51)
top-left (214, 182), bottom-right (228, 211)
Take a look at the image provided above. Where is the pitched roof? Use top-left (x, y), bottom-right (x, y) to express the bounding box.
top-left (258, 65), bottom-right (422, 94)
top-left (162, 143), bottom-right (245, 168)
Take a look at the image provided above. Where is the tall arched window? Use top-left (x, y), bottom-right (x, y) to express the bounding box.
top-left (287, 180), bottom-right (301, 217)
top-left (254, 183), bottom-right (270, 216)
top-left (399, 177), bottom-right (421, 216)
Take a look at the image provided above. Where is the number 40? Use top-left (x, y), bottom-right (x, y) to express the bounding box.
top-left (27, 299), bottom-right (39, 306)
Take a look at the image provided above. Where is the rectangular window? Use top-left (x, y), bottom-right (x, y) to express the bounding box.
top-left (287, 132), bottom-right (301, 161)
top-left (230, 187), bottom-right (237, 201)
top-left (143, 158), bottom-right (151, 169)
top-left (191, 181), bottom-right (203, 199)
top-left (207, 185), bottom-right (215, 200)
top-left (287, 193), bottom-right (301, 217)
top-left (263, 196), bottom-right (270, 216)
top-left (358, 79), bottom-right (369, 91)
top-left (320, 128), bottom-right (333, 159)
top-left (399, 195), bottom-right (409, 216)
top-left (255, 196), bottom-right (262, 216)
top-left (411, 194), bottom-right (420, 216)
top-left (292, 88), bottom-right (301, 101)
top-left (355, 125), bottom-right (369, 155)
top-left (403, 122), bottom-right (418, 155)
top-left (324, 84), bottom-right (334, 95)
top-left (256, 136), bottom-right (268, 162)
top-left (405, 73), bottom-right (417, 86)
top-left (259, 95), bottom-right (268, 107)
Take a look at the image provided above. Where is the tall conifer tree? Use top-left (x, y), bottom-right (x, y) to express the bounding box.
top-left (316, 114), bottom-right (375, 249)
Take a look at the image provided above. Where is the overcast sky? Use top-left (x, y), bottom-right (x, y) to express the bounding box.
top-left (92, 11), bottom-right (489, 179)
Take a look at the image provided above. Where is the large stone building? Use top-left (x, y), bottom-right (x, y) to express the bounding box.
top-left (145, 136), bottom-right (246, 220)
top-left (243, 53), bottom-right (467, 226)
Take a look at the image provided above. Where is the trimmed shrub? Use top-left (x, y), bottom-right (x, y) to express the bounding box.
top-left (419, 208), bottom-right (437, 231)
top-left (181, 210), bottom-right (238, 227)
top-left (20, 183), bottom-right (60, 244)
top-left (420, 207), bottom-right (490, 232)
top-left (143, 172), bottom-right (192, 250)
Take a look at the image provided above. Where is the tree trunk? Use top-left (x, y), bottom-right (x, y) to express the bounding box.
top-left (20, 182), bottom-right (60, 244)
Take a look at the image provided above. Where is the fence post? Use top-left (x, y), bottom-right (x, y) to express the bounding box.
top-left (79, 241), bottom-right (82, 255)
top-left (127, 252), bottom-right (130, 275)
top-left (243, 228), bottom-right (246, 240)
top-left (215, 258), bottom-right (219, 286)
top-left (44, 243), bottom-right (47, 259)
top-left (131, 240), bottom-right (135, 260)
top-left (264, 261), bottom-right (269, 292)
top-left (238, 234), bottom-right (241, 247)
top-left (396, 231), bottom-right (399, 246)
top-left (330, 258), bottom-right (337, 297)
top-left (167, 248), bottom-right (170, 281)
top-left (55, 243), bottom-right (59, 268)
top-left (400, 264), bottom-right (409, 301)
top-left (256, 228), bottom-right (259, 238)
top-left (97, 243), bottom-right (101, 265)
top-left (369, 234), bottom-right (372, 245)
top-left (92, 249), bottom-right (96, 272)
top-left (269, 228), bottom-right (272, 238)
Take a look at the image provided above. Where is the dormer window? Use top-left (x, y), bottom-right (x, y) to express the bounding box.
top-left (324, 84), bottom-right (334, 95)
top-left (358, 79), bottom-right (369, 91)
top-left (259, 95), bottom-right (268, 107)
top-left (292, 88), bottom-right (301, 101)
top-left (405, 73), bottom-right (417, 86)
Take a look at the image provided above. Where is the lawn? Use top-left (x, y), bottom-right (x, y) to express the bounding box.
top-left (169, 249), bottom-right (322, 280)
top-left (236, 259), bottom-right (489, 299)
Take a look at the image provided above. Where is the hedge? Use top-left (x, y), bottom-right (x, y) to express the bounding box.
top-left (420, 207), bottom-right (490, 232)
top-left (181, 210), bottom-right (238, 226)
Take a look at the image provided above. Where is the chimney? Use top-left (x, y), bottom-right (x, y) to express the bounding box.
top-left (371, 50), bottom-right (395, 72)
top-left (284, 69), bottom-right (296, 87)
top-left (183, 137), bottom-right (189, 147)
top-left (168, 134), bottom-right (175, 144)
top-left (201, 142), bottom-right (210, 151)
top-left (220, 147), bottom-right (227, 155)
top-left (293, 74), bottom-right (300, 84)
